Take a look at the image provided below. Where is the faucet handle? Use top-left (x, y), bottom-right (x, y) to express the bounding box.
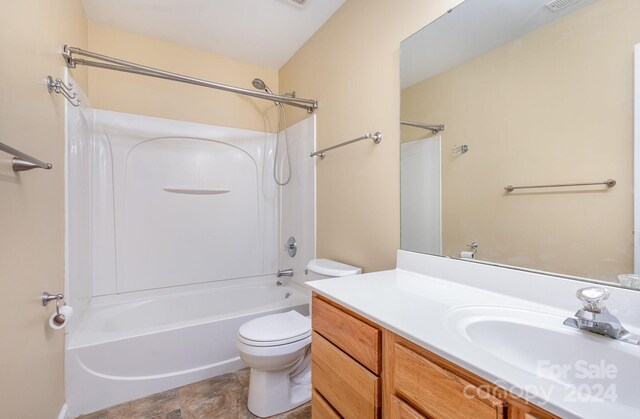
top-left (576, 287), bottom-right (610, 312)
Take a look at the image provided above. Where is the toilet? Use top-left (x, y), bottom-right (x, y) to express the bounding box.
top-left (236, 259), bottom-right (361, 417)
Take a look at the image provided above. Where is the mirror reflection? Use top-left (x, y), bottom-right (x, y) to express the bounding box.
top-left (400, 0), bottom-right (640, 288)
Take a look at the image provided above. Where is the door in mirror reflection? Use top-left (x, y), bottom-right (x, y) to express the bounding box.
top-left (401, 136), bottom-right (442, 255)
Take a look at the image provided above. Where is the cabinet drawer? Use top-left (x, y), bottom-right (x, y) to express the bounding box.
top-left (312, 389), bottom-right (341, 419)
top-left (312, 296), bottom-right (381, 374)
top-left (312, 331), bottom-right (380, 418)
top-left (393, 343), bottom-right (504, 419)
top-left (507, 404), bottom-right (558, 419)
top-left (390, 396), bottom-right (428, 419)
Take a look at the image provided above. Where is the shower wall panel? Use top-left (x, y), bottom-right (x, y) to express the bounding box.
top-left (279, 116), bottom-right (316, 284)
top-left (90, 110), bottom-right (278, 294)
top-left (66, 79), bottom-right (93, 330)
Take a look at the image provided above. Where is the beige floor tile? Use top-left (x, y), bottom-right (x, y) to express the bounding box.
top-left (149, 409), bottom-right (182, 419)
top-left (182, 391), bottom-right (253, 419)
top-left (76, 409), bottom-right (109, 419)
top-left (271, 402), bottom-right (311, 419)
top-left (234, 368), bottom-right (251, 395)
top-left (79, 373), bottom-right (310, 419)
top-left (108, 389), bottom-right (181, 419)
top-left (178, 373), bottom-right (243, 408)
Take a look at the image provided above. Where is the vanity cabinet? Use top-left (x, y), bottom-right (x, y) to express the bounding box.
top-left (388, 336), bottom-right (504, 418)
top-left (312, 295), bottom-right (382, 418)
top-left (311, 294), bottom-right (558, 419)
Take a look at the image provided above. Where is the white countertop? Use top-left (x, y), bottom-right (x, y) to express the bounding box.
top-left (307, 252), bottom-right (640, 419)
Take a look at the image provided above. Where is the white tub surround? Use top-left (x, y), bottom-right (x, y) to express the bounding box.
top-left (308, 250), bottom-right (640, 419)
top-left (67, 108), bottom-right (316, 303)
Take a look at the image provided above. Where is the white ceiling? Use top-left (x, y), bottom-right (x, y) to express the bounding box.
top-left (82, 0), bottom-right (346, 69)
top-left (401, 0), bottom-right (599, 88)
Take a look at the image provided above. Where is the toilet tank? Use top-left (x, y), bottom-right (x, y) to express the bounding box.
top-left (305, 259), bottom-right (362, 281)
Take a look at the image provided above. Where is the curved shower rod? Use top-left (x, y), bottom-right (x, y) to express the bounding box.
top-left (62, 45), bottom-right (319, 113)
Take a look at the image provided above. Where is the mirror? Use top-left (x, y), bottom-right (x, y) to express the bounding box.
top-left (400, 0), bottom-right (640, 289)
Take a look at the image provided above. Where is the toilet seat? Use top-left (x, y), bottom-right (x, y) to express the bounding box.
top-left (237, 333), bottom-right (311, 359)
top-left (238, 331), bottom-right (311, 347)
top-left (238, 310), bottom-right (311, 347)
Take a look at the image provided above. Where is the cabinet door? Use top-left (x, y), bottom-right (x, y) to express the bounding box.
top-left (312, 331), bottom-right (380, 418)
top-left (393, 343), bottom-right (504, 419)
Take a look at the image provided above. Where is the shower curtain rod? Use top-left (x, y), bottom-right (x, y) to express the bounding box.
top-left (62, 45), bottom-right (319, 113)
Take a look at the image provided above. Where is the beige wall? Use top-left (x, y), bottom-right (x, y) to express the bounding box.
top-left (0, 2), bottom-right (87, 418)
top-left (280, 0), bottom-right (462, 272)
top-left (87, 22), bottom-right (280, 132)
top-left (401, 0), bottom-right (638, 281)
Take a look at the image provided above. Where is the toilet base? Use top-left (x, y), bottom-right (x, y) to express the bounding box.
top-left (247, 349), bottom-right (311, 417)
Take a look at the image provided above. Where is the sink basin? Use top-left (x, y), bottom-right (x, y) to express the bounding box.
top-left (444, 306), bottom-right (640, 410)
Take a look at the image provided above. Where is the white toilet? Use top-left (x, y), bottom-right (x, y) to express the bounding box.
top-left (236, 259), bottom-right (361, 417)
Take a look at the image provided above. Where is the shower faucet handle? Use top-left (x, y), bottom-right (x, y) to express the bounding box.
top-left (284, 237), bottom-right (297, 257)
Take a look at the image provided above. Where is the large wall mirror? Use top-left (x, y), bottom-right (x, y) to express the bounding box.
top-left (400, 0), bottom-right (640, 289)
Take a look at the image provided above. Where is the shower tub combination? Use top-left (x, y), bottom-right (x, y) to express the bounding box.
top-left (65, 104), bottom-right (316, 416)
top-left (66, 277), bottom-right (309, 415)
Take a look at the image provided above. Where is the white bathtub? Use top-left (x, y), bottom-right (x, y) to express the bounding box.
top-left (66, 277), bottom-right (310, 417)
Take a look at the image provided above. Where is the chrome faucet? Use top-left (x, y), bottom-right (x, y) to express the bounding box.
top-left (564, 287), bottom-right (640, 345)
top-left (276, 268), bottom-right (294, 285)
top-left (277, 268), bottom-right (293, 278)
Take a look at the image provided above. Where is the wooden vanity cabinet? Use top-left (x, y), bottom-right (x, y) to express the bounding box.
top-left (311, 293), bottom-right (559, 419)
top-left (312, 295), bottom-right (382, 418)
top-left (384, 332), bottom-right (558, 419)
top-left (387, 335), bottom-right (505, 419)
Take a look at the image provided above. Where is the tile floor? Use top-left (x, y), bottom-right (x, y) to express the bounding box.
top-left (77, 368), bottom-right (311, 419)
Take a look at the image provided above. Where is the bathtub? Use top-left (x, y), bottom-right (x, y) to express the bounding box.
top-left (66, 276), bottom-right (310, 417)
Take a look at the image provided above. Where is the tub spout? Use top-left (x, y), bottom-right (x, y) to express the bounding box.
top-left (277, 268), bottom-right (294, 278)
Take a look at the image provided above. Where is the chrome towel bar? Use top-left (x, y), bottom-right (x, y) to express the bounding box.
top-left (310, 132), bottom-right (382, 159)
top-left (504, 179), bottom-right (616, 192)
top-left (0, 142), bottom-right (52, 172)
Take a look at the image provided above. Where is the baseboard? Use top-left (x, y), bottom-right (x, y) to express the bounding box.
top-left (58, 403), bottom-right (69, 419)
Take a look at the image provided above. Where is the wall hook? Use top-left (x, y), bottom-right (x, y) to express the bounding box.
top-left (47, 76), bottom-right (80, 106)
top-left (451, 144), bottom-right (468, 156)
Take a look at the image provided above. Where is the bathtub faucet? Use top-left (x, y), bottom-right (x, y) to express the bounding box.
top-left (276, 268), bottom-right (294, 285)
top-left (277, 268), bottom-right (293, 278)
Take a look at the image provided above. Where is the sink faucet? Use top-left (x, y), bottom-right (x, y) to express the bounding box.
top-left (564, 287), bottom-right (640, 345)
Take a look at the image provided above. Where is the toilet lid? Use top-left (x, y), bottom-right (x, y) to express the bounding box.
top-left (307, 259), bottom-right (362, 277)
top-left (239, 310), bottom-right (311, 345)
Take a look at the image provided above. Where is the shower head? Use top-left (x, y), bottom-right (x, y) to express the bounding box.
top-left (252, 78), bottom-right (274, 95)
top-left (252, 78), bottom-right (265, 90)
